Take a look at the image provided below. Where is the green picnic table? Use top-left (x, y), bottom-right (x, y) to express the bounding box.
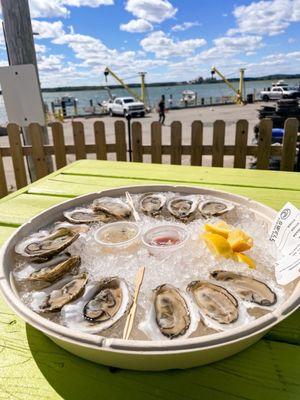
top-left (0, 160), bottom-right (299, 400)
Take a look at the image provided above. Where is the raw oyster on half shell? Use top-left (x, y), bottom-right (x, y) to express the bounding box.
top-left (28, 255), bottom-right (81, 283)
top-left (198, 200), bottom-right (234, 217)
top-left (187, 281), bottom-right (238, 324)
top-left (64, 207), bottom-right (113, 224)
top-left (62, 277), bottom-right (132, 334)
top-left (211, 271), bottom-right (277, 306)
top-left (92, 197), bottom-right (131, 220)
top-left (154, 284), bottom-right (191, 338)
top-left (42, 273), bottom-right (88, 312)
top-left (15, 227), bottom-right (79, 260)
top-left (139, 193), bottom-right (166, 216)
top-left (167, 196), bottom-right (199, 222)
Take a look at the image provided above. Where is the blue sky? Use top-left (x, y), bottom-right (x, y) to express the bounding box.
top-left (1, 0), bottom-right (300, 87)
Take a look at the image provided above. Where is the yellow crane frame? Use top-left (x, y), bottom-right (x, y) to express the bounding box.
top-left (104, 67), bottom-right (147, 106)
top-left (211, 66), bottom-right (246, 105)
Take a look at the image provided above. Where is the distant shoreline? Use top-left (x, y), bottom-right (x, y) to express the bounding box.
top-left (41, 74), bottom-right (300, 93)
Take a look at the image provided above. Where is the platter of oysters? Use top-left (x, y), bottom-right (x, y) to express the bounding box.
top-left (0, 185), bottom-right (299, 370)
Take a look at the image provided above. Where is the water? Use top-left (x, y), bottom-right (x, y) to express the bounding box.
top-left (1, 78), bottom-right (299, 124)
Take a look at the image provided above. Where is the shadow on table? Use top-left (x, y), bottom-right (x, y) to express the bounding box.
top-left (26, 322), bottom-right (296, 400)
top-left (26, 323), bottom-right (197, 400)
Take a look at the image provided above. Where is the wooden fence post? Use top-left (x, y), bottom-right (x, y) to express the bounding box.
top-left (256, 119), bottom-right (272, 170)
top-left (234, 120), bottom-right (248, 168)
top-left (191, 120), bottom-right (203, 166)
top-left (7, 123), bottom-right (27, 188)
top-left (281, 118), bottom-right (299, 171)
top-left (212, 120), bottom-right (225, 167)
top-left (115, 121), bottom-right (127, 161)
top-left (94, 121), bottom-right (107, 160)
top-left (72, 121), bottom-right (86, 160)
top-left (0, 152), bottom-right (8, 197)
top-left (170, 121), bottom-right (182, 165)
top-left (52, 122), bottom-right (67, 169)
top-left (151, 122), bottom-right (162, 164)
top-left (132, 121), bottom-right (143, 162)
top-left (28, 123), bottom-right (48, 179)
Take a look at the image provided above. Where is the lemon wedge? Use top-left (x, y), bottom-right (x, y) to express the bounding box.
top-left (204, 220), bottom-right (232, 238)
top-left (234, 252), bottom-right (256, 269)
top-left (227, 229), bottom-right (253, 252)
top-left (201, 232), bottom-right (233, 258)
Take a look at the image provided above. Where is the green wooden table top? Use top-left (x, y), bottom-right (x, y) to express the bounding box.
top-left (0, 160), bottom-right (299, 400)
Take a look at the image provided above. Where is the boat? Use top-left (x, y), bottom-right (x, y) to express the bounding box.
top-left (180, 90), bottom-right (197, 105)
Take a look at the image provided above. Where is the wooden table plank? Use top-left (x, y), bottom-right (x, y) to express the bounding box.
top-left (0, 300), bottom-right (299, 400)
top-left (0, 226), bottom-right (16, 246)
top-left (0, 194), bottom-right (70, 225)
top-left (24, 174), bottom-right (300, 211)
top-left (62, 160), bottom-right (300, 191)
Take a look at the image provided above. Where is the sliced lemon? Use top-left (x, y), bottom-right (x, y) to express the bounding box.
top-left (234, 252), bottom-right (256, 269)
top-left (201, 232), bottom-right (233, 258)
top-left (227, 229), bottom-right (253, 252)
top-left (204, 220), bottom-right (232, 238)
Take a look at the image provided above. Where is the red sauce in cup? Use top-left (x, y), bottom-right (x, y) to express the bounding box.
top-left (151, 236), bottom-right (180, 246)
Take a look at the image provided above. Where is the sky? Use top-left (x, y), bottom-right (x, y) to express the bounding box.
top-left (0, 0), bottom-right (300, 88)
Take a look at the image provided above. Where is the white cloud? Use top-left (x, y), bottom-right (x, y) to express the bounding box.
top-left (35, 43), bottom-right (47, 53)
top-left (28, 0), bottom-right (114, 18)
top-left (200, 35), bottom-right (263, 59)
top-left (229, 0), bottom-right (300, 36)
top-left (125, 0), bottom-right (177, 23)
top-left (32, 20), bottom-right (65, 39)
top-left (120, 19), bottom-right (153, 33)
top-left (171, 21), bottom-right (200, 32)
top-left (140, 30), bottom-right (206, 58)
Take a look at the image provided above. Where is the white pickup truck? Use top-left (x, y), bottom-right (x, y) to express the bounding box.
top-left (108, 97), bottom-right (145, 117)
top-left (260, 86), bottom-right (298, 101)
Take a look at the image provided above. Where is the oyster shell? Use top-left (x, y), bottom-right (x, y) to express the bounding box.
top-left (64, 207), bottom-right (113, 224)
top-left (140, 193), bottom-right (166, 215)
top-left (28, 255), bottom-right (81, 283)
top-left (187, 281), bottom-right (238, 324)
top-left (61, 277), bottom-right (132, 334)
top-left (198, 200), bottom-right (234, 217)
top-left (15, 227), bottom-right (79, 260)
top-left (154, 284), bottom-right (191, 338)
top-left (211, 271), bottom-right (277, 306)
top-left (167, 196), bottom-right (199, 221)
top-left (42, 273), bottom-right (88, 312)
top-left (92, 197), bottom-right (131, 219)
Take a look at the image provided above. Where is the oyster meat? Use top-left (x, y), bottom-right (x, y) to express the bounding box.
top-left (64, 207), bottom-right (113, 224)
top-left (198, 200), bottom-right (234, 217)
top-left (140, 193), bottom-right (166, 215)
top-left (187, 281), bottom-right (238, 324)
top-left (42, 273), bottom-right (88, 312)
top-left (211, 271), bottom-right (277, 306)
top-left (15, 227), bottom-right (79, 260)
top-left (167, 196), bottom-right (199, 221)
top-left (28, 255), bottom-right (81, 283)
top-left (154, 284), bottom-right (191, 338)
top-left (92, 197), bottom-right (131, 220)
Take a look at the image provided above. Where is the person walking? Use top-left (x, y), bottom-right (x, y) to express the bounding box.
top-left (158, 95), bottom-right (166, 124)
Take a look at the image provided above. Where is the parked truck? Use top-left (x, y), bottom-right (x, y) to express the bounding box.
top-left (107, 97), bottom-right (145, 117)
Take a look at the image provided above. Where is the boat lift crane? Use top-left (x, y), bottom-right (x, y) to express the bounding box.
top-left (104, 67), bottom-right (147, 107)
top-left (211, 66), bottom-right (246, 105)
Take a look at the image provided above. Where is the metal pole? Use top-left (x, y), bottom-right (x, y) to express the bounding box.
top-left (126, 114), bottom-right (132, 162)
top-left (1, 0), bottom-right (53, 179)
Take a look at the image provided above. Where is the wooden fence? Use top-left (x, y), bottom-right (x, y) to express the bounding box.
top-left (0, 118), bottom-right (299, 198)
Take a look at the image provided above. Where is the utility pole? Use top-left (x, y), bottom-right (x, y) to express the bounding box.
top-left (1, 0), bottom-right (53, 178)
